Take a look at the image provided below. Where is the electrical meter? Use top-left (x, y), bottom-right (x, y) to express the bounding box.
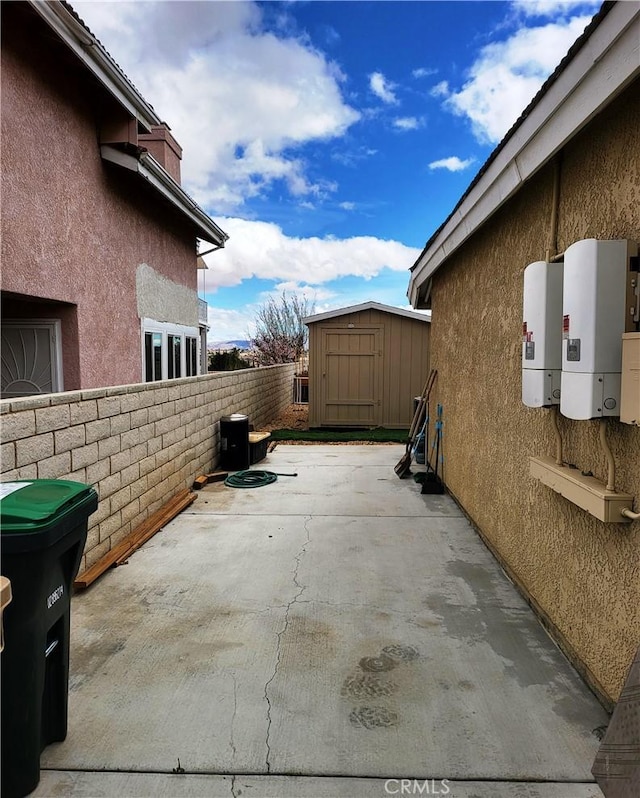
top-left (561, 239), bottom-right (638, 420)
top-left (522, 260), bottom-right (563, 407)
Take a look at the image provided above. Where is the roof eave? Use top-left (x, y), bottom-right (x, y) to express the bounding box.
top-left (29, 0), bottom-right (162, 132)
top-left (407, 1), bottom-right (640, 306)
top-left (101, 146), bottom-right (228, 247)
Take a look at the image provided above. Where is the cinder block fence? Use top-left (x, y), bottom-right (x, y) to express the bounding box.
top-left (0, 365), bottom-right (296, 571)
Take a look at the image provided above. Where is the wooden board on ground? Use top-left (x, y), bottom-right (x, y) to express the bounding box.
top-left (206, 471), bottom-right (228, 483)
top-left (74, 489), bottom-right (196, 590)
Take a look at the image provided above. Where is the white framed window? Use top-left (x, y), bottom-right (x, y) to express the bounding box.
top-left (186, 336), bottom-right (198, 377)
top-left (144, 331), bottom-right (163, 382)
top-left (141, 319), bottom-right (201, 382)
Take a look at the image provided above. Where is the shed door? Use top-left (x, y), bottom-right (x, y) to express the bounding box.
top-left (321, 327), bottom-right (382, 426)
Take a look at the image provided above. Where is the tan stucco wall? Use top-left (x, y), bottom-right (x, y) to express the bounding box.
top-left (427, 80), bottom-right (640, 704)
top-left (0, 364), bottom-right (295, 573)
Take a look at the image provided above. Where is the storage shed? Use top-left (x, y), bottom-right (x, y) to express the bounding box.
top-left (304, 301), bottom-right (430, 428)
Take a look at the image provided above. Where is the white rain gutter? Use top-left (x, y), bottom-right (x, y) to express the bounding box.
top-left (101, 146), bottom-right (228, 247)
top-left (29, 0), bottom-right (162, 132)
top-left (408, 1), bottom-right (640, 309)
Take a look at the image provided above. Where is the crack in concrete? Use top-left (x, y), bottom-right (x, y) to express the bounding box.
top-left (230, 773), bottom-right (237, 798)
top-left (228, 672), bottom-right (238, 765)
top-left (263, 517), bottom-right (312, 773)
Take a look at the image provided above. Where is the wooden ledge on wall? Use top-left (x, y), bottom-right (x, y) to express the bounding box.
top-left (74, 489), bottom-right (196, 591)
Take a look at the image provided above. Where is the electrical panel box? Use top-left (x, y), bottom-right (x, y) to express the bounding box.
top-left (530, 456), bottom-right (634, 523)
top-left (522, 260), bottom-right (563, 407)
top-left (561, 239), bottom-right (638, 420)
top-left (620, 332), bottom-right (640, 425)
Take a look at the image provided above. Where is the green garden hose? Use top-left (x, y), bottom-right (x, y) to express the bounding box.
top-left (224, 470), bottom-right (298, 488)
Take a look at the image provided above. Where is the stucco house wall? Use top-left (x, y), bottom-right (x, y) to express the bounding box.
top-left (425, 78), bottom-right (639, 705)
top-left (1, 3), bottom-right (220, 393)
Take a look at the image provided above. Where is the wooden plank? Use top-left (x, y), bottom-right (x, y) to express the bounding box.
top-left (75, 492), bottom-right (190, 588)
top-left (74, 489), bottom-right (195, 590)
top-left (115, 491), bottom-right (196, 564)
top-left (206, 470), bottom-right (228, 483)
top-left (112, 490), bottom-right (195, 566)
top-left (192, 475), bottom-right (209, 490)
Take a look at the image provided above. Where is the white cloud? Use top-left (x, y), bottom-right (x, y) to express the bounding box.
top-left (441, 15), bottom-right (593, 143)
top-left (272, 282), bottom-right (336, 302)
top-left (412, 67), bottom-right (438, 79)
top-left (511, 0), bottom-right (600, 19)
top-left (339, 201), bottom-right (356, 211)
top-left (393, 117), bottom-right (423, 131)
top-left (331, 146), bottom-right (378, 167)
top-left (75, 1), bottom-right (359, 213)
top-left (199, 217), bottom-right (420, 291)
top-left (428, 156), bottom-right (476, 172)
top-left (206, 306), bottom-right (258, 343)
top-left (430, 80), bottom-right (450, 98)
top-left (369, 71), bottom-right (398, 104)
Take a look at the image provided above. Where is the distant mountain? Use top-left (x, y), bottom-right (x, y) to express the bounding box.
top-left (209, 339), bottom-right (252, 351)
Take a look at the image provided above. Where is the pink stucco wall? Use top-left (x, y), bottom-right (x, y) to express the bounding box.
top-left (1, 6), bottom-right (198, 390)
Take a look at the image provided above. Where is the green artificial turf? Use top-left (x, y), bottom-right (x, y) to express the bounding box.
top-left (269, 427), bottom-right (409, 443)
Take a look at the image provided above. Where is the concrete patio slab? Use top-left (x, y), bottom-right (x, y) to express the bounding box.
top-left (35, 445), bottom-right (606, 797)
top-left (188, 446), bottom-right (459, 518)
top-left (35, 771), bottom-right (604, 798)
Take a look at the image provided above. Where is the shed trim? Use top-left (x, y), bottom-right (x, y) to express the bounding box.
top-left (407, 1), bottom-right (640, 308)
top-left (304, 301), bottom-right (431, 325)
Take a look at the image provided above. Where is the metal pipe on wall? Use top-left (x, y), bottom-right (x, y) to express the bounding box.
top-left (599, 419), bottom-right (616, 491)
top-left (545, 154), bottom-right (562, 263)
top-left (550, 405), bottom-right (563, 465)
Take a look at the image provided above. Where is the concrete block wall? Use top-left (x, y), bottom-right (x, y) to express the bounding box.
top-left (0, 364), bottom-right (296, 571)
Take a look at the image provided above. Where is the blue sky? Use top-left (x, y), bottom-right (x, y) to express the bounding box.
top-left (76, 0), bottom-right (601, 342)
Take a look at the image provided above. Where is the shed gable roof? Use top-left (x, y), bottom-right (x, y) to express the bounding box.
top-left (304, 301), bottom-right (431, 325)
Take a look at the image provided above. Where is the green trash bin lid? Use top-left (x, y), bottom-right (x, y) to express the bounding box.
top-left (0, 480), bottom-right (94, 534)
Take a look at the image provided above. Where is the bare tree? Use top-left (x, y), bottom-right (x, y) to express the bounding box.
top-left (251, 292), bottom-right (315, 365)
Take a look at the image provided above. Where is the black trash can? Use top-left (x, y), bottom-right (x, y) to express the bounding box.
top-left (220, 413), bottom-right (250, 471)
top-left (1, 479), bottom-right (98, 798)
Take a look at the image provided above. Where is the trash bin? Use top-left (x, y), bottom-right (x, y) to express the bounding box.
top-left (0, 575), bottom-right (11, 651)
top-left (220, 414), bottom-right (250, 471)
top-left (1, 479), bottom-right (98, 798)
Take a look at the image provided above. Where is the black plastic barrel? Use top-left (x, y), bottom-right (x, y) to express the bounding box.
top-left (1, 479), bottom-right (98, 798)
top-left (220, 414), bottom-right (250, 471)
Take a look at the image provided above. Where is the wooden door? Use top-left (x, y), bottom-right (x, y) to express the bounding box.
top-left (321, 327), bottom-right (382, 426)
